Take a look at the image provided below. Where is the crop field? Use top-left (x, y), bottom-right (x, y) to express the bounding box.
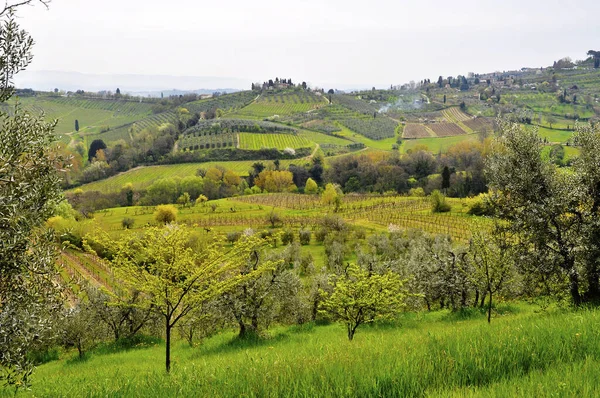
top-left (177, 132), bottom-right (237, 151)
top-left (86, 111), bottom-right (178, 144)
top-left (238, 133), bottom-right (313, 150)
top-left (442, 107), bottom-right (471, 122)
top-left (231, 92), bottom-right (326, 118)
top-left (403, 123), bottom-right (434, 138)
top-left (428, 122), bottom-right (467, 137)
top-left (463, 117), bottom-right (494, 133)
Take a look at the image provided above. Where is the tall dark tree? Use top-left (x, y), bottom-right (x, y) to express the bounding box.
top-left (116, 87), bottom-right (121, 95)
top-left (75, 119), bottom-right (79, 132)
top-left (441, 166), bottom-right (451, 190)
top-left (88, 139), bottom-right (107, 162)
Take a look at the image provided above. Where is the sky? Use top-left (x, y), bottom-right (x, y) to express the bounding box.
top-left (12, 0), bottom-right (600, 91)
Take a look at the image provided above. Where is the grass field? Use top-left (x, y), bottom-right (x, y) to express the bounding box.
top-left (537, 126), bottom-right (574, 143)
top-left (8, 304), bottom-right (600, 397)
top-left (401, 133), bottom-right (482, 153)
top-left (238, 133), bottom-right (313, 150)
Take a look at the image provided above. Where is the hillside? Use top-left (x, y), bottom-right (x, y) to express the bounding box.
top-left (13, 57), bottom-right (600, 192)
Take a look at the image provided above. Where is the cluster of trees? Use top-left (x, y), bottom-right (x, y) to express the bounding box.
top-left (325, 141), bottom-right (487, 197)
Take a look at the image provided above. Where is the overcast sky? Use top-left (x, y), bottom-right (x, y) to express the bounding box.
top-left (13, 0), bottom-right (600, 90)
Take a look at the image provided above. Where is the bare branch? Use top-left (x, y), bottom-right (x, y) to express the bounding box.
top-left (0, 0), bottom-right (49, 17)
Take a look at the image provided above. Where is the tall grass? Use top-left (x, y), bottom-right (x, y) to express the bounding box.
top-left (6, 305), bottom-right (600, 397)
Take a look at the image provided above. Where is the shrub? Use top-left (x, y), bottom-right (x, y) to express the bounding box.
top-left (226, 231), bottom-right (242, 245)
top-left (154, 205), bottom-right (178, 224)
top-left (121, 218), bottom-right (135, 229)
top-left (299, 229), bottom-right (312, 245)
top-left (409, 187), bottom-right (426, 197)
top-left (315, 228), bottom-right (328, 243)
top-left (282, 229), bottom-right (295, 245)
top-left (195, 195), bottom-right (208, 206)
top-left (466, 194), bottom-right (494, 216)
top-left (430, 190), bottom-right (451, 213)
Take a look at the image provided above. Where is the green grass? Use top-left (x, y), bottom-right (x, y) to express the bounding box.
top-left (9, 305), bottom-right (600, 397)
top-left (238, 133), bottom-right (313, 150)
top-left (537, 126), bottom-right (573, 143)
top-left (297, 130), bottom-right (354, 146)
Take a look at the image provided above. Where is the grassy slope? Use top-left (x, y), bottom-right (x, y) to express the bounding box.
top-left (9, 305), bottom-right (600, 397)
top-left (401, 134), bottom-right (482, 153)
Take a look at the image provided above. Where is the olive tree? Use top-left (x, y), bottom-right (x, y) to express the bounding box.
top-left (0, 2), bottom-right (65, 388)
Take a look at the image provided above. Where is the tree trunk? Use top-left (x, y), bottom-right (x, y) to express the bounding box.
top-left (474, 290), bottom-right (479, 308)
top-left (586, 266), bottom-right (600, 302)
top-left (569, 269), bottom-right (582, 306)
top-left (165, 320), bottom-right (171, 373)
top-left (480, 294), bottom-right (486, 308)
top-left (238, 320), bottom-right (246, 339)
top-left (487, 291), bottom-right (492, 324)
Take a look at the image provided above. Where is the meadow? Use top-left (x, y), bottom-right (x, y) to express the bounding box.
top-left (7, 304), bottom-right (600, 397)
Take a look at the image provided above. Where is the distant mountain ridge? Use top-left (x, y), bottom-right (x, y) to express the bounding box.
top-left (14, 70), bottom-right (250, 96)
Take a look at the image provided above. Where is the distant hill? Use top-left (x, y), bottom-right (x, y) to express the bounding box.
top-left (14, 70), bottom-right (250, 96)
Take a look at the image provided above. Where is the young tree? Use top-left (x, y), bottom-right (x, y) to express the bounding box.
top-left (100, 226), bottom-right (277, 372)
top-left (469, 228), bottom-right (514, 323)
top-left (320, 263), bottom-right (409, 341)
top-left (0, 2), bottom-right (64, 387)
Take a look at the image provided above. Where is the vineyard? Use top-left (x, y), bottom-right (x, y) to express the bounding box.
top-left (238, 133), bottom-right (312, 150)
top-left (231, 92), bottom-right (327, 118)
top-left (442, 107), bottom-right (472, 123)
top-left (332, 94), bottom-right (378, 115)
top-left (90, 111), bottom-right (178, 143)
top-left (463, 117), bottom-right (495, 133)
top-left (9, 96), bottom-right (154, 138)
top-left (184, 91), bottom-right (257, 114)
top-left (403, 123), bottom-right (434, 138)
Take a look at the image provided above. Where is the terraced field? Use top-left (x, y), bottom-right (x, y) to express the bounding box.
top-left (463, 117), bottom-right (494, 133)
top-left (403, 123), bottom-right (434, 138)
top-left (238, 133), bottom-right (313, 150)
top-left (442, 107), bottom-right (471, 122)
top-left (231, 92), bottom-right (326, 118)
top-left (428, 122), bottom-right (467, 137)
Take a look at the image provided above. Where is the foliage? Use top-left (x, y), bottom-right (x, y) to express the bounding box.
top-left (320, 263), bottom-right (409, 340)
top-left (154, 205), bottom-right (178, 224)
top-left (98, 226), bottom-right (278, 371)
top-left (430, 190), bottom-right (451, 213)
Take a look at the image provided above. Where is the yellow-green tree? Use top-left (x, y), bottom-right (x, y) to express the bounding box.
top-left (320, 263), bottom-right (409, 341)
top-left (102, 226), bottom-right (277, 372)
top-left (321, 183), bottom-right (343, 212)
top-left (154, 204), bottom-right (178, 224)
top-left (304, 178), bottom-right (318, 194)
